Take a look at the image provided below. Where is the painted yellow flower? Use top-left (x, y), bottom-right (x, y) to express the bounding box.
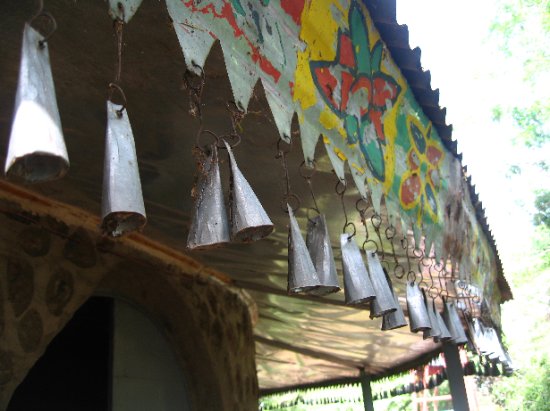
top-left (399, 117), bottom-right (444, 221)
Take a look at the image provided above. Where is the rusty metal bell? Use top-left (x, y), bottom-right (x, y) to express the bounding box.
top-left (381, 274), bottom-right (407, 330)
top-left (306, 214), bottom-right (340, 296)
top-left (443, 301), bottom-right (468, 344)
top-left (5, 24), bottom-right (69, 183)
top-left (225, 141), bottom-right (273, 242)
top-left (423, 294), bottom-right (441, 340)
top-left (101, 101), bottom-right (146, 236)
top-left (366, 252), bottom-right (397, 317)
top-left (187, 144), bottom-right (230, 250)
top-left (288, 204), bottom-right (321, 294)
top-left (406, 282), bottom-right (431, 333)
top-left (341, 234), bottom-right (375, 305)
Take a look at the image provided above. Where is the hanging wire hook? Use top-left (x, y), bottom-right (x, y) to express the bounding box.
top-left (218, 132), bottom-right (241, 149)
top-left (108, 83), bottom-right (127, 117)
top-left (226, 100), bottom-right (246, 133)
top-left (371, 212), bottom-right (386, 259)
top-left (276, 138), bottom-right (300, 213)
top-left (401, 236), bottom-right (417, 283)
top-left (356, 198), bottom-right (378, 252)
top-left (415, 248), bottom-right (429, 289)
top-left (195, 128), bottom-right (222, 152)
top-left (439, 265), bottom-right (449, 303)
top-left (299, 160), bottom-right (321, 221)
top-left (183, 62), bottom-right (206, 119)
top-left (336, 180), bottom-right (356, 239)
top-left (385, 223), bottom-right (405, 279)
top-left (425, 258), bottom-right (440, 300)
top-left (30, 0), bottom-right (57, 48)
top-left (113, 18), bottom-right (124, 84)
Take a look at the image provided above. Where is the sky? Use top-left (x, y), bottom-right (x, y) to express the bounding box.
top-left (396, 0), bottom-right (549, 274)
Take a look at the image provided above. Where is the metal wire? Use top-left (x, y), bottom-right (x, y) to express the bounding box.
top-left (276, 139), bottom-right (300, 212)
top-left (401, 236), bottom-right (417, 283)
top-left (107, 83), bottom-right (127, 117)
top-left (336, 180), bottom-right (356, 239)
top-left (182, 62), bottom-right (205, 119)
top-left (108, 18), bottom-right (128, 113)
top-left (30, 0), bottom-right (57, 47)
top-left (299, 160), bottom-right (321, 220)
top-left (385, 224), bottom-right (405, 279)
top-left (356, 198), bottom-right (378, 252)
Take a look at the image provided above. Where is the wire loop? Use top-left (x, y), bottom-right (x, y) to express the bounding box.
top-left (108, 83), bottom-right (127, 117)
top-left (30, 0), bottom-right (57, 47)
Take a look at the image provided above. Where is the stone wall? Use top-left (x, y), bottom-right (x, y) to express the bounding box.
top-left (0, 186), bottom-right (259, 410)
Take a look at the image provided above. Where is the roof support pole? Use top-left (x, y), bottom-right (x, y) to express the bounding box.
top-left (442, 343), bottom-right (470, 411)
top-left (359, 369), bottom-right (374, 411)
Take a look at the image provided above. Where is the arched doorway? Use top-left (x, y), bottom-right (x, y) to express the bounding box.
top-left (8, 296), bottom-right (191, 411)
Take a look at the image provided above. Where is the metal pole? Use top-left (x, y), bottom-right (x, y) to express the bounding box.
top-left (442, 343), bottom-right (470, 411)
top-left (359, 368), bottom-right (375, 411)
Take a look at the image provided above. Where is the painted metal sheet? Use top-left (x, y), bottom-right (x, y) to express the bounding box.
top-left (157, 0), bottom-right (501, 321)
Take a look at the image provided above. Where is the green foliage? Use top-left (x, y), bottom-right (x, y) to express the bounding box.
top-left (491, 356), bottom-right (550, 411)
top-left (492, 105), bottom-right (503, 122)
top-left (533, 189), bottom-right (550, 228)
top-left (490, 0), bottom-right (550, 81)
top-left (511, 101), bottom-right (550, 148)
top-left (523, 356), bottom-right (550, 410)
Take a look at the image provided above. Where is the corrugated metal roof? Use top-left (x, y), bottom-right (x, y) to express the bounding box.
top-left (363, 0), bottom-right (511, 301)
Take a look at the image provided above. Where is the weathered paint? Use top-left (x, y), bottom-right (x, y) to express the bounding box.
top-left (160, 0), bottom-right (501, 319)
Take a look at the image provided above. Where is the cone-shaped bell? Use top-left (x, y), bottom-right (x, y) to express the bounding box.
top-left (5, 24), bottom-right (69, 183)
top-left (187, 145), bottom-right (230, 250)
top-left (341, 234), bottom-right (375, 304)
top-left (367, 252), bottom-right (397, 317)
top-left (381, 283), bottom-right (407, 330)
top-left (406, 282), bottom-right (431, 332)
top-left (225, 141), bottom-right (273, 242)
top-left (288, 205), bottom-right (321, 294)
top-left (443, 301), bottom-right (467, 344)
top-left (306, 214), bottom-right (340, 296)
top-left (435, 308), bottom-right (452, 341)
top-left (101, 101), bottom-right (146, 236)
top-left (423, 295), bottom-right (441, 339)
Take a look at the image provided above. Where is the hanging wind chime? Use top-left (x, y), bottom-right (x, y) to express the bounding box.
top-left (187, 100), bottom-right (273, 249)
top-left (361, 203), bottom-right (398, 318)
top-left (301, 161), bottom-right (340, 296)
top-left (277, 139), bottom-right (321, 294)
top-left (379, 222), bottom-right (408, 330)
top-left (5, 0), bottom-right (69, 183)
top-left (225, 120), bottom-right (273, 242)
top-left (337, 181), bottom-right (375, 305)
top-left (101, 19), bottom-right (146, 236)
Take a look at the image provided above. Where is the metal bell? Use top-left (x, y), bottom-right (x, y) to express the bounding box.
top-left (406, 282), bottom-right (431, 333)
top-left (187, 144), bottom-right (230, 250)
top-left (5, 24), bottom-right (69, 183)
top-left (101, 101), bottom-right (146, 236)
top-left (341, 234), bottom-right (375, 305)
top-left (366, 252), bottom-right (397, 317)
top-left (225, 141), bottom-right (273, 242)
top-left (306, 214), bottom-right (340, 296)
top-left (423, 295), bottom-right (441, 340)
top-left (435, 308), bottom-right (452, 341)
top-left (288, 204), bottom-right (321, 294)
top-left (443, 301), bottom-right (468, 344)
top-left (381, 276), bottom-right (407, 331)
